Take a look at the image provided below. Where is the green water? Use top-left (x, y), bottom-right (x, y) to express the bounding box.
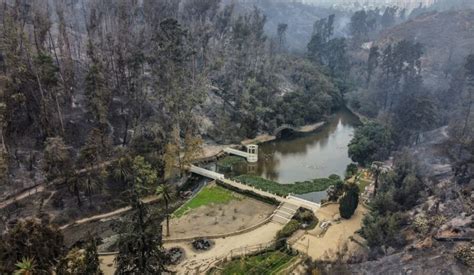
top-left (229, 108), bottom-right (360, 184)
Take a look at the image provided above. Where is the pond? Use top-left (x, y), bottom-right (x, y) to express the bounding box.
top-left (222, 108), bottom-right (360, 202)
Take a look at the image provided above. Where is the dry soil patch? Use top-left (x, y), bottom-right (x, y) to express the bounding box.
top-left (169, 196), bottom-right (275, 239)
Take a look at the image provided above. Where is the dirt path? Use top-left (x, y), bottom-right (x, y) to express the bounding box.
top-left (0, 161), bottom-right (114, 210)
top-left (60, 195), bottom-right (161, 230)
top-left (298, 121), bottom-right (326, 133)
top-left (0, 185), bottom-right (45, 210)
top-left (167, 222), bottom-right (283, 273)
top-left (291, 204), bottom-right (368, 260)
top-left (99, 221), bottom-right (284, 275)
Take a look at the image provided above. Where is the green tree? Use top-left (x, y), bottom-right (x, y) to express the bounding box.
top-left (348, 122), bottom-right (393, 166)
top-left (115, 190), bottom-right (168, 274)
top-left (163, 142), bottom-right (179, 180)
top-left (367, 45), bottom-right (379, 85)
top-left (345, 163), bottom-right (358, 179)
top-left (14, 257), bottom-right (36, 275)
top-left (156, 183), bottom-right (174, 237)
top-left (350, 10), bottom-right (369, 46)
top-left (0, 219), bottom-right (65, 274)
top-left (77, 127), bottom-right (111, 205)
top-left (359, 212), bottom-right (405, 248)
top-left (182, 130), bottom-right (203, 167)
top-left (56, 236), bottom-right (103, 275)
top-left (84, 236), bottom-right (103, 275)
top-left (56, 248), bottom-right (86, 274)
top-left (339, 183), bottom-right (359, 219)
top-left (370, 161), bottom-right (386, 197)
top-left (132, 156), bottom-right (158, 193)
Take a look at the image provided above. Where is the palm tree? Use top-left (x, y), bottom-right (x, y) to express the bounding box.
top-left (156, 183), bottom-right (173, 237)
top-left (14, 257), bottom-right (36, 275)
top-left (80, 169), bottom-right (105, 206)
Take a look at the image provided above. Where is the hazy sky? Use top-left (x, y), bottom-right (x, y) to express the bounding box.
top-left (298, 0), bottom-right (437, 10)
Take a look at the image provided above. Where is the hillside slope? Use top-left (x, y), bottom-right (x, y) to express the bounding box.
top-left (376, 10), bottom-right (474, 88)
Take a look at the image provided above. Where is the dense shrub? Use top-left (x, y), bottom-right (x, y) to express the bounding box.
top-left (234, 174), bottom-right (343, 196)
top-left (348, 122), bottom-right (393, 166)
top-left (345, 163), bottom-right (358, 179)
top-left (339, 183), bottom-right (359, 219)
top-left (358, 212), bottom-right (406, 248)
top-left (0, 219), bottom-right (65, 273)
top-left (294, 209), bottom-right (318, 229)
top-left (276, 220), bottom-right (301, 240)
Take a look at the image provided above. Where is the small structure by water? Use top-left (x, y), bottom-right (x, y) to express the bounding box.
top-left (224, 145), bottom-right (259, 163)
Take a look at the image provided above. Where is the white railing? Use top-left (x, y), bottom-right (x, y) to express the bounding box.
top-left (287, 195), bottom-right (321, 208)
top-left (189, 165), bottom-right (225, 180)
top-left (224, 148), bottom-right (249, 158)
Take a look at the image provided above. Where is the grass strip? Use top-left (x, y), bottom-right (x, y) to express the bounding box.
top-left (172, 185), bottom-right (239, 218)
top-left (217, 156), bottom-right (246, 169)
top-left (220, 251), bottom-right (294, 275)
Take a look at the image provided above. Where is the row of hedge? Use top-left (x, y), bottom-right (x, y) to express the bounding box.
top-left (233, 174), bottom-right (343, 196)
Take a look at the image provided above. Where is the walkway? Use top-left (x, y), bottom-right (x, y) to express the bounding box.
top-left (0, 161), bottom-right (114, 210)
top-left (60, 195), bottom-right (161, 230)
top-left (0, 185), bottom-right (45, 210)
top-left (188, 165), bottom-right (320, 211)
top-left (291, 204), bottom-right (368, 260)
top-left (99, 221), bottom-right (284, 275)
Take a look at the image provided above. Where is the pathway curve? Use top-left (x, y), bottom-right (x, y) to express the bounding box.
top-left (0, 161), bottom-right (113, 210)
top-left (291, 204), bottom-right (368, 260)
top-left (60, 195), bottom-right (161, 230)
top-left (0, 185), bottom-right (45, 209)
top-left (99, 221), bottom-right (284, 275)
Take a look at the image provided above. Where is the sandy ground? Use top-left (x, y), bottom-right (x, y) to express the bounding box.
top-left (168, 197), bottom-right (275, 239)
top-left (241, 134), bottom-right (276, 145)
top-left (99, 222), bottom-right (283, 274)
top-left (166, 222), bottom-right (283, 273)
top-left (298, 121), bottom-right (326, 133)
top-left (198, 144), bottom-right (232, 160)
top-left (291, 203), bottom-right (368, 260)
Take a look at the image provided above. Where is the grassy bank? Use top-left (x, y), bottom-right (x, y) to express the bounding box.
top-left (233, 174), bottom-right (343, 197)
top-left (172, 185), bottom-right (240, 218)
top-left (217, 155), bottom-right (246, 169)
top-left (219, 251), bottom-right (295, 275)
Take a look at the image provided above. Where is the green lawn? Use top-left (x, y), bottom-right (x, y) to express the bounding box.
top-left (172, 185), bottom-right (240, 218)
top-left (233, 174), bottom-right (342, 196)
top-left (354, 170), bottom-right (373, 192)
top-left (357, 178), bottom-right (372, 192)
top-left (220, 251), bottom-right (295, 275)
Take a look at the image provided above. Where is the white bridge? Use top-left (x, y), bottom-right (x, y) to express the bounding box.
top-left (187, 164), bottom-right (321, 212)
top-left (224, 145), bottom-right (258, 163)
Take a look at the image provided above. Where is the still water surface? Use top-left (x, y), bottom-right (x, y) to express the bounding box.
top-left (232, 109), bottom-right (360, 186)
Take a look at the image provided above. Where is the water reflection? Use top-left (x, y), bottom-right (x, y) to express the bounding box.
top-left (232, 109), bottom-right (360, 183)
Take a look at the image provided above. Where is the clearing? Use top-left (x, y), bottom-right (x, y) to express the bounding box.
top-left (173, 184), bottom-right (239, 218)
top-left (169, 184), bottom-right (276, 239)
